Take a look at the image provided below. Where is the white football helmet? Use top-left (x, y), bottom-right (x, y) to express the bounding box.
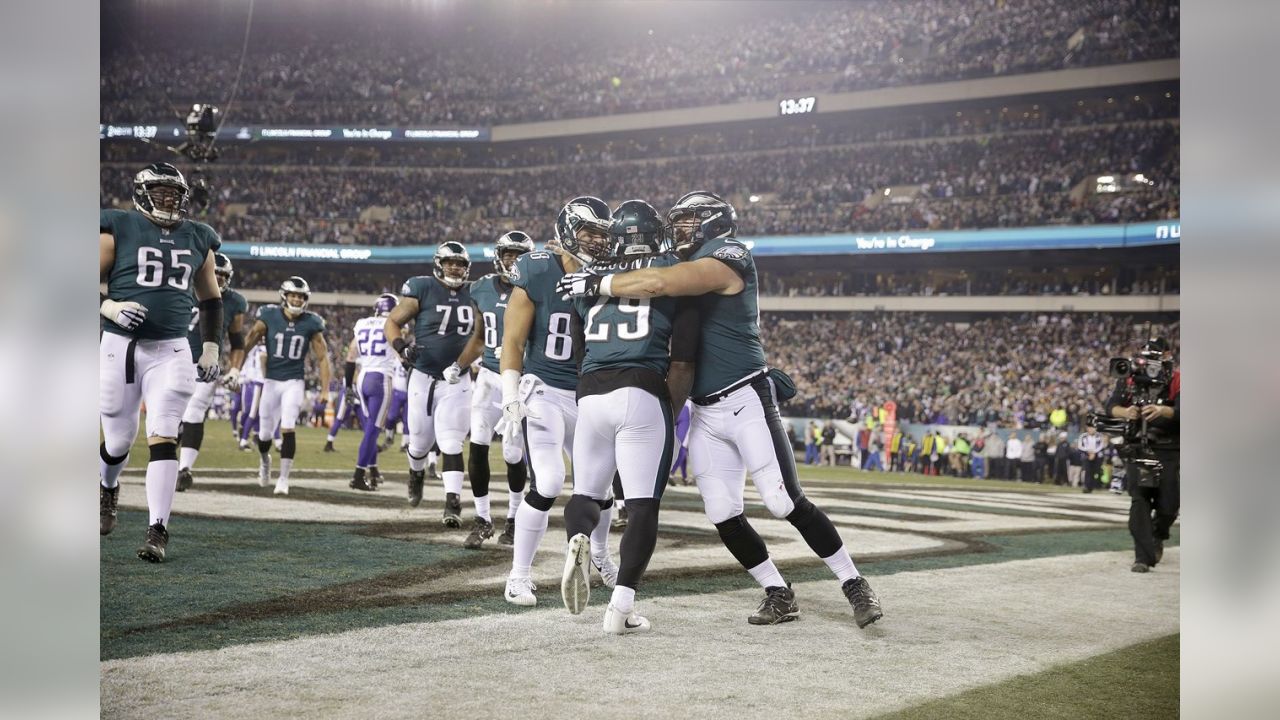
top-left (280, 276), bottom-right (311, 318)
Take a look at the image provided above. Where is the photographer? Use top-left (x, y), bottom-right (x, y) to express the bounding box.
top-left (1106, 338), bottom-right (1180, 573)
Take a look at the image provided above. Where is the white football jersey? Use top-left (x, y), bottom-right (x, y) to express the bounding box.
top-left (354, 315), bottom-right (396, 373)
top-left (392, 359), bottom-right (409, 391)
top-left (242, 343), bottom-right (266, 382)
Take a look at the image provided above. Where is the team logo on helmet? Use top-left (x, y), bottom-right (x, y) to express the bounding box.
top-left (494, 231), bottom-right (534, 282)
top-left (433, 241), bottom-right (471, 289)
top-left (132, 162), bottom-right (190, 226)
top-left (280, 276), bottom-right (312, 319)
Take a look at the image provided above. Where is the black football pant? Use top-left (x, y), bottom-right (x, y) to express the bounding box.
top-left (1128, 452), bottom-right (1180, 567)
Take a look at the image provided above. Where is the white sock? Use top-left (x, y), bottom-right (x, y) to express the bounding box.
top-left (279, 458), bottom-right (294, 484)
top-left (326, 434), bottom-right (337, 442)
top-left (510, 502), bottom-right (549, 579)
top-left (442, 469), bottom-right (464, 496)
top-left (427, 451), bottom-right (438, 467)
top-left (474, 494), bottom-right (491, 522)
top-left (616, 498), bottom-right (626, 512)
top-left (145, 457), bottom-right (179, 527)
top-left (822, 545), bottom-right (859, 583)
top-left (179, 447), bottom-right (198, 471)
top-left (100, 454), bottom-right (128, 489)
top-left (610, 585), bottom-right (636, 614)
top-left (747, 558), bottom-right (788, 589)
top-left (591, 504), bottom-right (613, 557)
top-left (507, 490), bottom-right (522, 519)
top-left (407, 448), bottom-right (426, 471)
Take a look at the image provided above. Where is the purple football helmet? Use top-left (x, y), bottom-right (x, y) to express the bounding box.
top-left (374, 293), bottom-right (397, 317)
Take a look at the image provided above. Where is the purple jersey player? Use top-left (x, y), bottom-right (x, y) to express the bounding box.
top-left (346, 294), bottom-right (400, 491)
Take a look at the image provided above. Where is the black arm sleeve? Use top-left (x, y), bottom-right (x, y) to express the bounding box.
top-left (228, 327), bottom-right (245, 350)
top-left (344, 361), bottom-right (357, 387)
top-left (570, 308), bottom-right (586, 371)
top-left (198, 298), bottom-right (224, 346)
top-left (669, 297), bottom-right (701, 363)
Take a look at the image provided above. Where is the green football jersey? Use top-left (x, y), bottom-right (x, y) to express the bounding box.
top-left (100, 208), bottom-right (221, 340)
top-left (507, 251), bottom-right (578, 391)
top-left (185, 288), bottom-right (249, 362)
top-left (469, 273), bottom-right (514, 374)
top-left (401, 275), bottom-right (474, 378)
top-left (575, 255), bottom-right (680, 377)
top-left (256, 305), bottom-right (326, 381)
top-left (686, 237), bottom-right (768, 398)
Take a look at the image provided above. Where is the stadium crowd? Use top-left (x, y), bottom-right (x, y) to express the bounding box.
top-left (765, 312), bottom-right (1178, 427)
top-left (101, 0), bottom-right (1178, 125)
top-left (101, 121), bottom-right (1179, 245)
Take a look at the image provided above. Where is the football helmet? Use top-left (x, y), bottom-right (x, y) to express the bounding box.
top-left (374, 293), bottom-right (398, 317)
top-left (555, 196), bottom-right (612, 266)
top-left (433, 241), bottom-right (471, 289)
top-left (608, 199), bottom-right (666, 261)
top-left (132, 162), bottom-right (190, 226)
top-left (280, 276), bottom-right (311, 318)
top-left (213, 252), bottom-right (234, 292)
top-left (494, 231), bottom-right (535, 281)
top-left (666, 190), bottom-right (737, 258)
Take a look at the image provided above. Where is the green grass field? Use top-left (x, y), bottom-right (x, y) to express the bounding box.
top-left (104, 422), bottom-right (1178, 720)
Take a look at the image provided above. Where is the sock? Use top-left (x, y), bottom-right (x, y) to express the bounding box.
top-left (510, 501), bottom-right (550, 579)
top-left (507, 490), bottom-right (522, 519)
top-left (442, 453), bottom-right (464, 495)
top-left (179, 447), bottom-right (199, 471)
top-left (591, 504), bottom-right (613, 557)
top-left (747, 559), bottom-right (788, 589)
top-left (474, 494), bottom-right (491, 522)
top-left (144, 443), bottom-right (179, 526)
top-left (100, 444), bottom-right (128, 489)
top-left (821, 545), bottom-right (859, 583)
top-left (610, 585), bottom-right (637, 614)
top-left (427, 451), bottom-right (438, 468)
top-left (279, 459), bottom-right (293, 483)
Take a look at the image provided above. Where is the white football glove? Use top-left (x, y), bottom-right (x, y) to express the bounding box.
top-left (443, 362), bottom-right (463, 384)
top-left (556, 271), bottom-right (605, 301)
top-left (220, 367), bottom-right (242, 391)
top-left (345, 386), bottom-right (362, 410)
top-left (196, 342), bottom-right (220, 383)
top-left (100, 298), bottom-right (149, 331)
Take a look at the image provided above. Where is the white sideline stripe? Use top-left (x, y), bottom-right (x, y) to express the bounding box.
top-left (101, 549), bottom-right (1180, 720)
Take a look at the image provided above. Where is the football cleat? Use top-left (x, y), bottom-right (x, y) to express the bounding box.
top-left (841, 576), bottom-right (883, 628)
top-left (1154, 540), bottom-right (1164, 565)
top-left (176, 468), bottom-right (194, 492)
top-left (274, 479), bottom-right (289, 496)
top-left (463, 517), bottom-right (494, 549)
top-left (748, 585), bottom-right (800, 625)
top-left (407, 469), bottom-right (425, 507)
top-left (498, 517), bottom-right (516, 546)
top-left (238, 439), bottom-right (251, 451)
top-left (612, 505), bottom-right (629, 529)
top-left (592, 553), bottom-right (619, 589)
top-left (505, 576), bottom-right (537, 607)
top-left (603, 604), bottom-right (651, 635)
top-left (561, 533), bottom-right (591, 614)
top-left (442, 492), bottom-right (463, 528)
top-left (1131, 562), bottom-right (1152, 573)
top-left (349, 468), bottom-right (374, 492)
top-left (136, 522), bottom-right (169, 563)
top-left (99, 485), bottom-right (120, 536)
top-left (323, 440), bottom-right (336, 453)
top-left (368, 467), bottom-right (382, 491)
top-left (427, 458), bottom-right (439, 481)
top-left (258, 455), bottom-right (271, 487)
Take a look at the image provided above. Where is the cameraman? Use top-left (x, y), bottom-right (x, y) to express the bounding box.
top-left (1107, 338), bottom-right (1180, 573)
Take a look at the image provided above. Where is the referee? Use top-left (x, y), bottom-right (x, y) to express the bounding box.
top-left (1078, 425), bottom-right (1105, 493)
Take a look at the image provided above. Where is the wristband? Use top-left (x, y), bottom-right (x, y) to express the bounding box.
top-left (501, 368), bottom-right (521, 405)
top-left (600, 274), bottom-right (614, 297)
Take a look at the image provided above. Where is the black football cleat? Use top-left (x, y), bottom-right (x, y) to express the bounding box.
top-left (176, 468), bottom-right (194, 492)
top-left (442, 492), bottom-right (463, 528)
top-left (463, 517), bottom-right (494, 549)
top-left (136, 522), bottom-right (169, 563)
top-left (368, 467), bottom-right (382, 491)
top-left (407, 469), bottom-right (425, 507)
top-left (497, 517), bottom-right (516, 546)
top-left (748, 585), bottom-right (800, 625)
top-left (323, 440), bottom-right (336, 453)
top-left (1131, 562), bottom-right (1151, 573)
top-left (100, 485), bottom-right (119, 536)
top-left (842, 576), bottom-right (883, 628)
top-left (349, 468), bottom-right (375, 492)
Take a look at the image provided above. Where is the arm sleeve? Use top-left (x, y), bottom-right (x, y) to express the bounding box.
top-left (344, 361), bottom-right (357, 387)
top-left (669, 297), bottom-right (701, 363)
top-left (570, 302), bottom-right (586, 371)
top-left (198, 297), bottom-right (224, 345)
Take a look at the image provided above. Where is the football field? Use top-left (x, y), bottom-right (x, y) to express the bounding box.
top-left (101, 423), bottom-right (1178, 719)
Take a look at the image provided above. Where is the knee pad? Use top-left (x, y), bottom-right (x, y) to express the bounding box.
top-left (179, 421), bottom-right (205, 450)
top-left (714, 514), bottom-right (770, 570)
top-left (760, 481), bottom-right (798, 519)
top-left (148, 442), bottom-right (177, 462)
top-left (437, 436), bottom-right (464, 456)
top-left (501, 440), bottom-right (523, 465)
top-left (257, 438), bottom-right (273, 454)
top-left (100, 442), bottom-right (128, 467)
top-left (280, 432), bottom-right (297, 460)
top-left (524, 489), bottom-right (557, 512)
top-left (442, 453), bottom-right (463, 472)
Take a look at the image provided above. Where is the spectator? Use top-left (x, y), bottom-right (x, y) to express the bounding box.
top-left (1005, 433), bottom-right (1024, 481)
top-left (821, 421), bottom-right (838, 467)
top-left (1078, 425), bottom-right (1106, 493)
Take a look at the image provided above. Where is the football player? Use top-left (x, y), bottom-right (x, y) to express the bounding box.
top-left (323, 376), bottom-right (359, 453)
top-left (380, 354), bottom-right (410, 453)
top-left (241, 277), bottom-right (332, 495)
top-left (345, 294), bottom-right (400, 492)
top-left (560, 200), bottom-right (698, 634)
top-left (384, 242), bottom-right (476, 526)
top-left (451, 231), bottom-right (535, 548)
top-left (236, 342), bottom-right (266, 450)
top-left (99, 162), bottom-right (223, 563)
top-left (499, 197), bottom-right (618, 607)
top-left (558, 191), bottom-right (883, 629)
top-left (176, 253), bottom-right (248, 491)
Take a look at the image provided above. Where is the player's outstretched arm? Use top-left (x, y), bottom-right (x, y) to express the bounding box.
top-left (225, 310), bottom-right (246, 372)
top-left (613, 257), bottom-right (742, 298)
top-left (242, 319), bottom-right (268, 353)
top-left (454, 317), bottom-right (485, 372)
